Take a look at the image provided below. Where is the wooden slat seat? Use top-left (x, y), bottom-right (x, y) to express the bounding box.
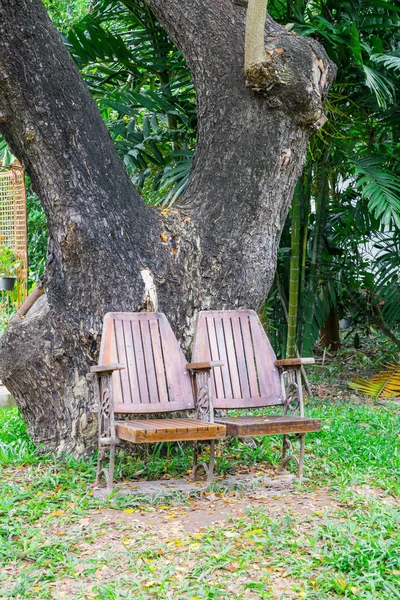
top-left (192, 309), bottom-right (321, 478)
top-left (91, 312), bottom-right (226, 491)
top-left (192, 309), bottom-right (283, 409)
top-left (100, 312), bottom-right (195, 414)
top-left (115, 419), bottom-right (226, 443)
top-left (214, 416), bottom-right (321, 437)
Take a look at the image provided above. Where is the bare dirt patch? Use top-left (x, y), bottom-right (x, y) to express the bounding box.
top-left (47, 488), bottom-right (340, 599)
top-left (88, 486), bottom-right (339, 536)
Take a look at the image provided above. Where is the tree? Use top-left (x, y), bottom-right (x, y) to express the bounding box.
top-left (0, 0), bottom-right (335, 454)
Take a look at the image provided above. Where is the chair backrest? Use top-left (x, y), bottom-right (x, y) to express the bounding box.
top-left (99, 312), bottom-right (194, 414)
top-left (192, 310), bottom-right (282, 409)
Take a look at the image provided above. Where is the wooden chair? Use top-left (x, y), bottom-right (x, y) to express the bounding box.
top-left (191, 309), bottom-right (321, 478)
top-left (90, 312), bottom-right (226, 492)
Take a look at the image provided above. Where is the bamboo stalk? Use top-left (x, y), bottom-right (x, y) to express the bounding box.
top-left (275, 272), bottom-right (312, 396)
top-left (302, 146), bottom-right (330, 356)
top-left (286, 179), bottom-right (302, 358)
top-left (297, 163), bottom-right (312, 348)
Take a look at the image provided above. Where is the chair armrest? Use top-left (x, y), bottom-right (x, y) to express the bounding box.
top-left (90, 365), bottom-right (121, 447)
top-left (275, 358), bottom-right (315, 367)
top-left (186, 361), bottom-right (224, 371)
top-left (188, 363), bottom-right (223, 422)
top-left (89, 363), bottom-right (125, 375)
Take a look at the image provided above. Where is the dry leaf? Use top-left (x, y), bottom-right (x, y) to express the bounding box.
top-left (224, 531), bottom-right (238, 538)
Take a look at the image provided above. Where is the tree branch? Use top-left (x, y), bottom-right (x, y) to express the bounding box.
top-left (245, 0), bottom-right (268, 70)
top-left (0, 0), bottom-right (164, 312)
top-left (0, 0), bottom-right (143, 215)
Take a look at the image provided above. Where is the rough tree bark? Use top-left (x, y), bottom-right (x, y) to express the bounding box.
top-left (0, 0), bottom-right (335, 454)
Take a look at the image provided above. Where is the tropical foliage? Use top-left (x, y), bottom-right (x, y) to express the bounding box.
top-left (266, 0), bottom-right (400, 357)
top-left (44, 0), bottom-right (90, 31)
top-left (65, 0), bottom-right (196, 204)
top-left (0, 246), bottom-right (21, 277)
top-left (26, 184), bottom-right (48, 285)
top-left (0, 137), bottom-right (14, 168)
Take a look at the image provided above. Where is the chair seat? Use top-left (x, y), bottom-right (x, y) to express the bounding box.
top-left (115, 418), bottom-right (226, 443)
top-left (214, 415), bottom-right (321, 437)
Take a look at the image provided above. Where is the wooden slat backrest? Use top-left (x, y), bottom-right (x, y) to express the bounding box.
top-left (192, 310), bottom-right (283, 409)
top-left (99, 312), bottom-right (195, 413)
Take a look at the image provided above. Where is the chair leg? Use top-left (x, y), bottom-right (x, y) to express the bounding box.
top-left (191, 440), bottom-right (216, 483)
top-left (207, 440), bottom-right (216, 483)
top-left (297, 433), bottom-right (305, 479)
top-left (106, 444), bottom-right (116, 493)
top-left (95, 447), bottom-right (105, 487)
top-left (281, 434), bottom-right (289, 462)
top-left (93, 444), bottom-right (116, 492)
top-left (279, 435), bottom-right (291, 473)
top-left (278, 434), bottom-right (305, 479)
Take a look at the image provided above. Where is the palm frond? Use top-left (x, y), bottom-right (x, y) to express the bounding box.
top-left (62, 0), bottom-right (196, 205)
top-left (363, 65), bottom-right (395, 108)
top-left (371, 52), bottom-right (400, 74)
top-left (372, 232), bottom-right (400, 327)
top-left (155, 151), bottom-right (193, 207)
top-left (349, 363), bottom-right (400, 398)
top-left (353, 156), bottom-right (400, 227)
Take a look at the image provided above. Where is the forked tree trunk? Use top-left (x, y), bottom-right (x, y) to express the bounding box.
top-left (0, 0), bottom-right (335, 454)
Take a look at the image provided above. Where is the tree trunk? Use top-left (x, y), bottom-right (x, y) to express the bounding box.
top-left (0, 0), bottom-right (335, 454)
top-left (320, 308), bottom-right (341, 352)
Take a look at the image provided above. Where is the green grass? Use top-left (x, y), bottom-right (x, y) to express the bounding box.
top-left (307, 399), bottom-right (400, 493)
top-left (0, 406), bottom-right (37, 464)
top-left (215, 398), bottom-right (400, 495)
top-left (0, 391), bottom-right (399, 598)
top-left (82, 499), bottom-right (399, 599)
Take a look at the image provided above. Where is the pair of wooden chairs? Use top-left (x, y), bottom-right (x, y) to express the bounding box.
top-left (91, 310), bottom-right (320, 492)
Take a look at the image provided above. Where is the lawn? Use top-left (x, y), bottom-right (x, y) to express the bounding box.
top-left (0, 369), bottom-right (399, 599)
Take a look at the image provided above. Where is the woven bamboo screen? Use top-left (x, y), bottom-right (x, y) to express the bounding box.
top-left (0, 161), bottom-right (28, 306)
